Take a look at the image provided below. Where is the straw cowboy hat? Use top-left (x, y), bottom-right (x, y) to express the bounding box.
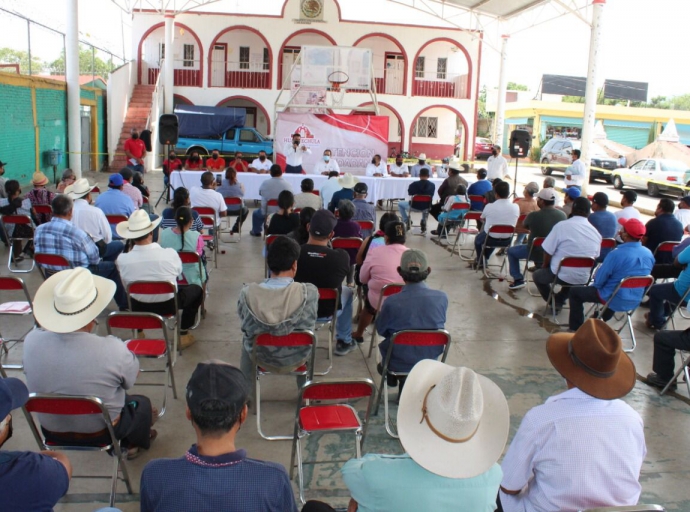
top-left (31, 171), bottom-right (49, 186)
top-left (337, 173), bottom-right (359, 189)
top-left (33, 268), bottom-right (115, 333)
top-left (116, 210), bottom-right (161, 239)
top-left (398, 361), bottom-right (509, 479)
top-left (546, 318), bottom-right (636, 400)
top-left (65, 178), bottom-right (96, 200)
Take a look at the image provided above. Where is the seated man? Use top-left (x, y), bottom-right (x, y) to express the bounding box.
top-left (205, 150), bottom-right (226, 172)
top-left (365, 154), bottom-right (388, 177)
top-left (228, 152), bottom-right (249, 173)
top-left (237, 236), bottom-right (318, 385)
top-left (34, 195), bottom-right (128, 310)
top-left (328, 173), bottom-right (358, 213)
top-left (645, 243), bottom-right (690, 330)
top-left (388, 154), bottom-right (409, 177)
top-left (533, 197), bottom-right (601, 313)
top-left (376, 249), bottom-right (448, 375)
top-left (342, 361), bottom-right (508, 512)
top-left (140, 361), bottom-right (299, 511)
top-left (116, 210), bottom-right (203, 348)
top-left (647, 328), bottom-right (690, 391)
top-left (250, 165), bottom-right (293, 237)
top-left (507, 188), bottom-right (566, 290)
top-left (398, 168), bottom-right (435, 235)
top-left (294, 209), bottom-right (354, 356)
top-left (294, 178), bottom-right (322, 211)
top-left (589, 191), bottom-right (618, 261)
top-left (568, 218), bottom-right (654, 331)
top-left (119, 167), bottom-right (143, 209)
top-left (352, 182), bottom-right (376, 238)
top-left (467, 168), bottom-right (491, 211)
top-left (644, 198), bottom-right (684, 264)
top-left (513, 182), bottom-right (539, 245)
top-left (249, 149), bottom-right (273, 173)
top-left (430, 162), bottom-right (469, 235)
top-left (558, 186), bottom-right (580, 217)
top-left (24, 268), bottom-right (155, 458)
top-left (312, 149), bottom-right (340, 176)
top-left (500, 320), bottom-right (646, 511)
top-left (0, 377), bottom-right (72, 511)
top-left (190, 171), bottom-right (227, 229)
top-left (474, 181), bottom-right (519, 268)
top-left (95, 173), bottom-right (136, 223)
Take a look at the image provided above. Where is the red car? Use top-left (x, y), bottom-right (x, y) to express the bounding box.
top-left (474, 137), bottom-right (493, 160)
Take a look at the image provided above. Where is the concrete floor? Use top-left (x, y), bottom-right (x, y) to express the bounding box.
top-left (1, 169), bottom-right (688, 511)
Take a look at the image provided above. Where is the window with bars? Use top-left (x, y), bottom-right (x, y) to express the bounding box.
top-left (263, 48), bottom-right (269, 71)
top-left (158, 43), bottom-right (165, 63)
top-left (412, 117), bottom-right (438, 138)
top-left (240, 46), bottom-right (250, 70)
top-left (183, 44), bottom-right (194, 67)
top-left (415, 56), bottom-right (425, 78)
top-left (437, 58), bottom-right (447, 79)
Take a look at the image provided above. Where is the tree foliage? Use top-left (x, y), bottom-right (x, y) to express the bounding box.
top-left (0, 48), bottom-right (43, 74)
top-left (47, 45), bottom-right (114, 77)
top-left (507, 82), bottom-right (529, 91)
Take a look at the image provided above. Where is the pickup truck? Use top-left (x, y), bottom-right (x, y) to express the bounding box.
top-left (175, 127), bottom-right (273, 158)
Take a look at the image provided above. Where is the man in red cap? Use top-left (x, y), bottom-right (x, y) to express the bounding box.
top-left (567, 218), bottom-right (654, 332)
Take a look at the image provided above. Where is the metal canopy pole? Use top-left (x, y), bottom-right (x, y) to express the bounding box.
top-left (163, 13), bottom-right (175, 114)
top-left (493, 34), bottom-right (509, 150)
top-left (66, 0), bottom-right (82, 177)
top-left (579, 0), bottom-right (606, 195)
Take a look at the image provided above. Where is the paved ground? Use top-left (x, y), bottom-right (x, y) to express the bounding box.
top-left (1, 168), bottom-right (688, 511)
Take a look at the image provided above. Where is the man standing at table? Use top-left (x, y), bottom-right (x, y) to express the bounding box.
top-left (284, 132), bottom-right (311, 174)
top-left (487, 145), bottom-right (508, 182)
top-left (313, 149), bottom-right (340, 175)
top-left (366, 155), bottom-right (388, 177)
top-left (249, 150), bottom-right (272, 174)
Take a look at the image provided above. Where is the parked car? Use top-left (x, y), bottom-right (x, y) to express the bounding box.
top-left (540, 139), bottom-right (618, 183)
top-left (474, 137), bottom-right (493, 159)
top-left (612, 158), bottom-right (690, 196)
top-left (175, 126), bottom-right (273, 159)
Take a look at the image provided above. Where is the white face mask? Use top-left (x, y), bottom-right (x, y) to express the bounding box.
top-left (324, 155), bottom-right (330, 162)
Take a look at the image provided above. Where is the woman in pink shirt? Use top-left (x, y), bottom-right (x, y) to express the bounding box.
top-left (352, 220), bottom-right (408, 343)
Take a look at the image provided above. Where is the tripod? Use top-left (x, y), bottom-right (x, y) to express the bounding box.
top-left (155, 143), bottom-right (175, 208)
top-left (510, 156), bottom-right (521, 198)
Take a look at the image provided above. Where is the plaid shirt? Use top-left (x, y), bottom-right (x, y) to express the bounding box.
top-left (34, 217), bottom-right (100, 269)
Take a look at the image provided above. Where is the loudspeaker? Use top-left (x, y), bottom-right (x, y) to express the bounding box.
top-left (509, 129), bottom-right (531, 158)
top-left (159, 114), bottom-right (179, 145)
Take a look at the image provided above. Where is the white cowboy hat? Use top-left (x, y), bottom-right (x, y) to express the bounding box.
top-left (33, 268), bottom-right (115, 333)
top-left (397, 361), bottom-right (509, 479)
top-left (418, 153), bottom-right (427, 160)
top-left (65, 178), bottom-right (96, 200)
top-left (338, 172), bottom-right (359, 189)
top-left (116, 210), bottom-right (161, 239)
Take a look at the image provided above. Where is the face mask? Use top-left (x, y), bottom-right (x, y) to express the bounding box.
top-left (191, 155), bottom-right (200, 162)
top-left (396, 160), bottom-right (403, 166)
top-left (371, 158), bottom-right (376, 165)
top-left (259, 155), bottom-right (266, 161)
top-left (169, 155), bottom-right (176, 160)
top-left (132, 133), bottom-right (139, 139)
top-left (324, 155), bottom-right (330, 162)
top-left (212, 154), bottom-right (219, 159)
top-left (293, 139), bottom-right (300, 146)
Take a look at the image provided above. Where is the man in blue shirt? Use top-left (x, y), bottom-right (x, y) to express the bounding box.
top-left (397, 168), bottom-right (436, 234)
top-left (95, 173), bottom-right (136, 238)
top-left (589, 192), bottom-right (618, 261)
top-left (0, 376), bottom-right (72, 511)
top-left (328, 173), bottom-right (357, 213)
top-left (646, 242), bottom-right (690, 330)
top-left (643, 198), bottom-right (683, 264)
top-left (567, 218), bottom-right (654, 331)
top-left (467, 168), bottom-right (491, 211)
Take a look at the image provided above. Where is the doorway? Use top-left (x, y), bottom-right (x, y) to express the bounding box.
top-left (282, 47), bottom-right (300, 89)
top-left (384, 53), bottom-right (404, 95)
top-left (80, 106), bottom-right (91, 172)
top-left (211, 44), bottom-right (227, 87)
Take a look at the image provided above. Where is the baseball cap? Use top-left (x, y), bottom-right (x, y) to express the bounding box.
top-left (309, 209), bottom-right (337, 237)
top-left (565, 187), bottom-right (581, 199)
top-left (680, 196), bottom-right (690, 206)
top-left (618, 217), bottom-right (645, 239)
top-left (0, 377), bottom-right (29, 419)
top-left (592, 192), bottom-right (609, 207)
top-left (400, 249), bottom-right (429, 274)
top-left (477, 169), bottom-right (488, 178)
top-left (537, 188), bottom-right (557, 201)
top-left (354, 182), bottom-right (368, 194)
top-left (186, 361), bottom-right (249, 416)
top-left (108, 174), bottom-right (124, 187)
top-left (621, 190), bottom-right (637, 203)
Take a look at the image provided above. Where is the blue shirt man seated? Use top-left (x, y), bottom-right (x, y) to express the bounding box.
top-left (568, 218), bottom-right (654, 331)
top-left (397, 168), bottom-right (436, 234)
top-left (467, 168), bottom-right (492, 211)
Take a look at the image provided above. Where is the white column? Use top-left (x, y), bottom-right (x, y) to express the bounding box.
top-left (579, 0), bottom-right (606, 195)
top-left (65, 0), bottom-right (81, 177)
top-left (164, 14), bottom-right (175, 114)
top-left (493, 35), bottom-right (509, 153)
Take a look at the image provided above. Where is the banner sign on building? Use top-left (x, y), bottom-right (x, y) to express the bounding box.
top-left (275, 113), bottom-right (389, 174)
top-left (542, 74), bottom-right (587, 97)
top-left (603, 79), bottom-right (648, 103)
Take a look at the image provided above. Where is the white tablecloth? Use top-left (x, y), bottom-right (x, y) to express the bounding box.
top-left (169, 171), bottom-right (472, 203)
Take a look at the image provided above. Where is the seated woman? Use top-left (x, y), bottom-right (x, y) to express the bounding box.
top-left (133, 171), bottom-right (153, 214)
top-left (288, 207), bottom-right (315, 246)
top-left (161, 187), bottom-right (204, 232)
top-left (266, 190), bottom-right (300, 236)
top-left (159, 206), bottom-right (207, 287)
top-left (216, 167), bottom-right (249, 235)
top-left (184, 151), bottom-right (205, 170)
top-left (26, 171), bottom-right (55, 225)
top-left (437, 184), bottom-right (469, 239)
top-left (56, 168), bottom-right (76, 194)
top-left (333, 199), bottom-right (362, 286)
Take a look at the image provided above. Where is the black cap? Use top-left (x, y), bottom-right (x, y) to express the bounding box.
top-left (309, 209), bottom-right (337, 236)
top-left (186, 361), bottom-right (249, 416)
top-left (477, 169), bottom-right (487, 178)
top-left (592, 192), bottom-right (609, 207)
top-left (621, 190), bottom-right (637, 203)
top-left (354, 182), bottom-right (368, 194)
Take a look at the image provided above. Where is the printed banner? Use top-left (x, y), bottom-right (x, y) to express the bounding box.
top-left (275, 113), bottom-right (389, 175)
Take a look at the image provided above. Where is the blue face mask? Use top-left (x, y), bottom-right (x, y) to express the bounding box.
top-left (324, 155), bottom-right (330, 162)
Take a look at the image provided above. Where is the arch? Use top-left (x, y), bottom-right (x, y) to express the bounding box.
top-left (412, 37), bottom-right (472, 100)
top-left (352, 33), bottom-right (408, 96)
top-left (137, 21), bottom-right (204, 86)
top-left (173, 94), bottom-right (194, 106)
top-left (277, 29), bottom-right (338, 90)
top-left (351, 101), bottom-right (405, 155)
top-left (409, 104), bottom-right (469, 161)
top-left (207, 25), bottom-right (273, 90)
top-left (279, 0), bottom-right (343, 20)
top-left (216, 95), bottom-right (271, 135)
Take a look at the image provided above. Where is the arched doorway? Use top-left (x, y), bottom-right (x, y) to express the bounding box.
top-left (278, 29), bottom-right (337, 90)
top-left (352, 102), bottom-right (405, 157)
top-left (138, 22), bottom-right (203, 87)
top-left (409, 105), bottom-right (468, 161)
top-left (353, 33), bottom-right (407, 95)
top-left (412, 38), bottom-right (471, 99)
top-left (173, 94), bottom-right (193, 109)
top-left (216, 96), bottom-right (271, 136)
top-left (207, 26), bottom-right (272, 89)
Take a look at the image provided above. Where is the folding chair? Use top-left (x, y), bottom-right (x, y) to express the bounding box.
top-left (356, 220), bottom-right (375, 234)
top-left (289, 378), bottom-right (376, 504)
top-left (404, 194), bottom-right (433, 234)
top-left (595, 238), bottom-right (617, 268)
top-left (0, 277), bottom-right (35, 377)
top-left (543, 256), bottom-right (597, 322)
top-left (34, 253), bottom-right (72, 280)
top-left (437, 202), bottom-right (470, 241)
top-left (253, 331), bottom-right (317, 440)
top-left (524, 237), bottom-right (546, 296)
top-left (580, 506), bottom-right (664, 512)
top-left (332, 236), bottom-right (363, 293)
top-left (223, 197), bottom-right (244, 242)
top-left (311, 190), bottom-right (320, 196)
top-left (263, 198), bottom-right (279, 239)
top-left (476, 224), bottom-right (515, 278)
top-left (264, 234), bottom-right (281, 278)
top-left (24, 393), bottom-right (133, 507)
top-left (105, 214), bottom-right (128, 229)
top-left (454, 211), bottom-right (482, 259)
top-left (653, 241), bottom-right (680, 261)
top-left (660, 342), bottom-right (690, 397)
top-left (33, 204), bottom-right (52, 223)
top-left (659, 285), bottom-right (690, 331)
top-left (468, 194), bottom-right (486, 210)
top-left (192, 207), bottom-right (219, 269)
top-left (313, 288), bottom-right (339, 375)
top-left (375, 329), bottom-right (451, 438)
top-left (1, 214), bottom-right (35, 273)
top-left (368, 283), bottom-right (405, 358)
top-left (91, 185), bottom-right (101, 198)
top-left (586, 275), bottom-right (654, 352)
top-left (178, 250), bottom-right (206, 321)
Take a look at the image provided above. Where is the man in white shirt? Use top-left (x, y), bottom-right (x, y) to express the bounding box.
top-left (312, 149), bottom-right (341, 175)
top-left (614, 190), bottom-right (641, 242)
top-left (284, 132), bottom-right (311, 174)
top-left (533, 197), bottom-right (601, 313)
top-left (66, 178), bottom-right (124, 262)
top-left (674, 196), bottom-right (690, 229)
top-left (543, 176), bottom-right (563, 207)
top-left (249, 150), bottom-right (272, 173)
top-left (189, 171), bottom-right (227, 227)
top-left (486, 145), bottom-right (508, 181)
top-left (116, 210), bottom-right (202, 348)
top-left (474, 181), bottom-right (519, 268)
top-left (294, 178), bottom-right (322, 211)
top-left (389, 154), bottom-right (409, 177)
top-left (320, 171), bottom-right (343, 209)
top-left (365, 154), bottom-right (388, 177)
top-left (500, 319), bottom-right (646, 512)
top-left (564, 149), bottom-right (586, 190)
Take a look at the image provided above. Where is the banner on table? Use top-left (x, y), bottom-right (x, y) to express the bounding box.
top-left (275, 112), bottom-right (389, 174)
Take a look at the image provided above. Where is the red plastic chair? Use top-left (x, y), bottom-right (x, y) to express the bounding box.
top-left (177, 251), bottom-right (206, 322)
top-left (263, 198), bottom-right (280, 237)
top-left (438, 201), bottom-right (470, 241)
top-left (34, 253), bottom-right (72, 280)
top-left (368, 283), bottom-right (405, 358)
top-left (313, 288), bottom-right (340, 376)
top-left (223, 197), bottom-right (244, 241)
top-left (1, 214), bottom-right (35, 273)
top-left (601, 238), bottom-right (617, 251)
top-left (289, 378), bottom-right (376, 504)
top-left (454, 211), bottom-right (482, 259)
top-left (468, 195), bottom-right (486, 210)
top-left (653, 241), bottom-right (680, 259)
top-left (331, 237), bottom-right (363, 251)
top-left (33, 204), bottom-right (52, 223)
top-left (192, 207), bottom-right (219, 268)
top-left (253, 331), bottom-right (317, 440)
top-left (476, 224), bottom-right (515, 278)
top-left (311, 190), bottom-right (320, 196)
top-left (356, 220), bottom-right (375, 233)
top-left (105, 214), bottom-right (128, 226)
top-left (524, 237), bottom-right (546, 297)
top-left (543, 256), bottom-right (597, 321)
top-left (91, 185), bottom-right (101, 197)
top-left (0, 276), bottom-right (35, 377)
top-left (24, 394), bottom-right (133, 507)
top-left (405, 194), bottom-right (433, 232)
top-left (106, 312), bottom-right (178, 417)
top-left (376, 329), bottom-right (451, 437)
top-left (264, 234), bottom-right (282, 278)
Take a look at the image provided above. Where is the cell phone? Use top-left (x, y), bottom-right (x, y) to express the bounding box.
top-left (216, 174), bottom-right (222, 186)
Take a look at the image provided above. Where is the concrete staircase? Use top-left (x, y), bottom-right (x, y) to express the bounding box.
top-left (109, 84), bottom-right (155, 171)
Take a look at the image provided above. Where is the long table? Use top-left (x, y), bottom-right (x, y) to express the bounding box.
top-left (169, 171), bottom-right (475, 203)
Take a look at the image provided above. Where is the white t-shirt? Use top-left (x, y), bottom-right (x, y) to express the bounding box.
top-left (250, 158), bottom-right (273, 172)
top-left (189, 187), bottom-right (227, 225)
top-left (389, 163), bottom-right (409, 176)
top-left (117, 243), bottom-right (183, 302)
top-left (72, 198), bottom-right (112, 243)
top-left (320, 178), bottom-right (343, 208)
top-left (480, 198), bottom-right (519, 238)
top-left (542, 216), bottom-right (601, 284)
top-left (674, 208), bottom-right (690, 229)
top-left (313, 159), bottom-right (341, 175)
top-left (487, 155), bottom-right (508, 181)
top-left (366, 162), bottom-right (389, 177)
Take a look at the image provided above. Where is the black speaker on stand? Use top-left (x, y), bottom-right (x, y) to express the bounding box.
top-left (509, 129), bottom-right (532, 197)
top-left (156, 114), bottom-right (180, 207)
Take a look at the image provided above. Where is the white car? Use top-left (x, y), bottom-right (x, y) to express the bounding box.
top-left (612, 158), bottom-right (690, 197)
